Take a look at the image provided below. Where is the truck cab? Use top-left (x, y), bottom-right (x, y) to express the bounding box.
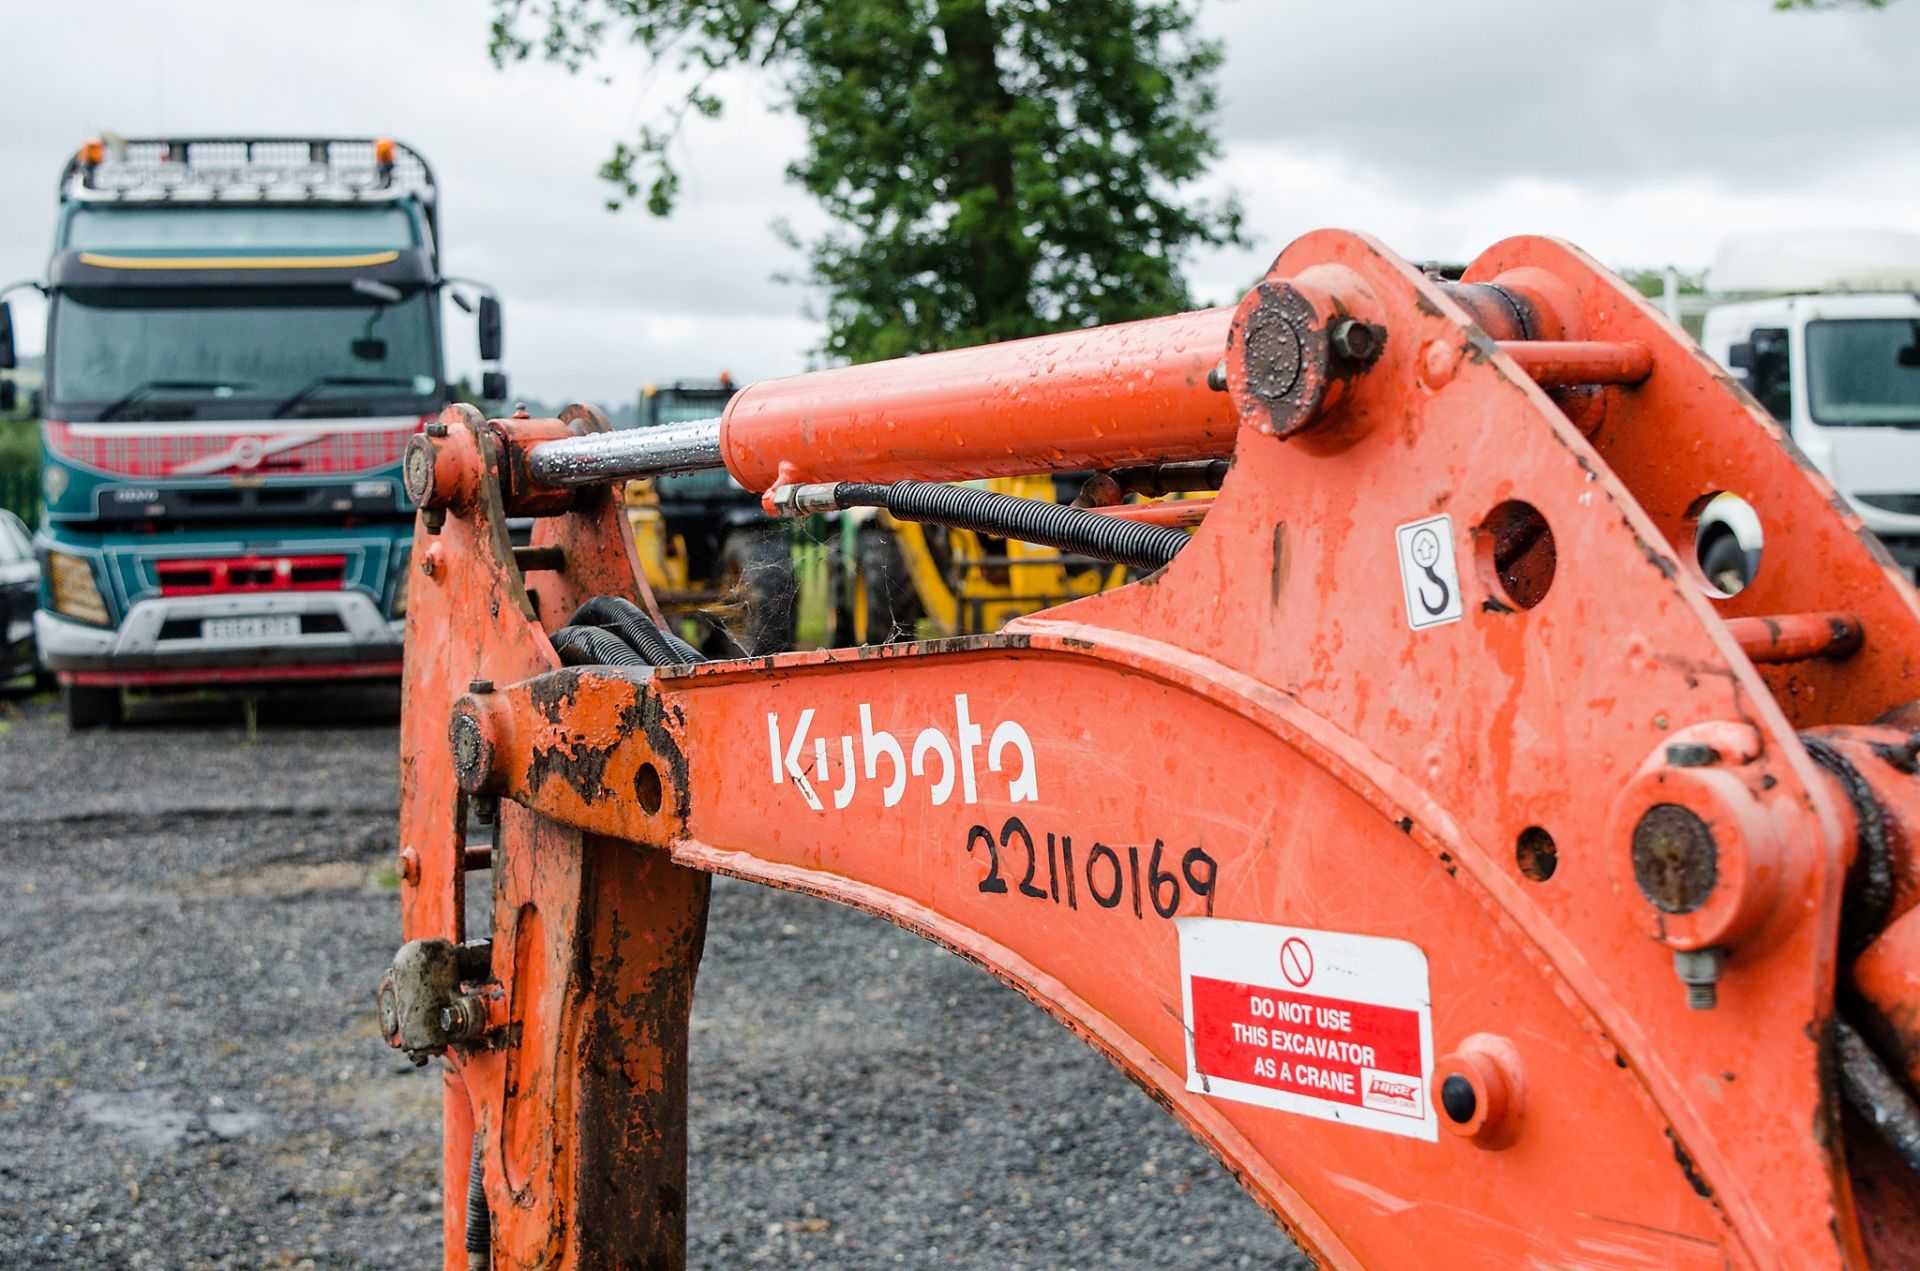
top-left (0, 137), bottom-right (504, 725)
top-left (1700, 232), bottom-right (1920, 578)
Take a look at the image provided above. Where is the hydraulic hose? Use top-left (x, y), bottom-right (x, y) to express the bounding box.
top-left (552, 624), bottom-right (648, 668)
top-left (1836, 1018), bottom-right (1920, 1179)
top-left (566, 596), bottom-right (705, 665)
top-left (551, 596), bottom-right (708, 669)
top-left (465, 1133), bottom-right (490, 1270)
top-left (833, 480), bottom-right (1190, 571)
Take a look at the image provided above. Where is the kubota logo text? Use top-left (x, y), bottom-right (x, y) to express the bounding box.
top-left (768, 694), bottom-right (1038, 812)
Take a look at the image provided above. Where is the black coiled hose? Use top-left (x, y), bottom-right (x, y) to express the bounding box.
top-left (834, 480), bottom-right (1189, 570)
top-left (550, 595), bottom-right (707, 669)
top-left (465, 1133), bottom-right (490, 1269)
top-left (568, 595), bottom-right (704, 664)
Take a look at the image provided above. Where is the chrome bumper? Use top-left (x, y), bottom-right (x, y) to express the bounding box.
top-left (34, 589), bottom-right (403, 672)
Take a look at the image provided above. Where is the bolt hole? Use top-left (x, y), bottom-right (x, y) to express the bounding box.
top-left (1514, 826), bottom-right (1557, 882)
top-left (1688, 492), bottom-right (1762, 597)
top-left (635, 762), bottom-right (664, 815)
top-left (1475, 500), bottom-right (1555, 610)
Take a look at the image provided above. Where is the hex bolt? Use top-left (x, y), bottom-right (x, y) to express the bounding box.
top-left (1673, 946), bottom-right (1728, 1010)
top-left (440, 995), bottom-right (488, 1043)
top-left (425, 421), bottom-right (449, 438)
top-left (468, 679), bottom-right (494, 695)
top-left (1329, 318), bottom-right (1378, 362)
top-left (1665, 742), bottom-right (1719, 768)
top-left (1206, 359), bottom-right (1228, 392)
top-left (423, 508), bottom-right (446, 535)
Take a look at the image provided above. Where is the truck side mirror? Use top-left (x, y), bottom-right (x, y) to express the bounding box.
top-left (1726, 341), bottom-right (1755, 374)
top-left (1898, 323), bottom-right (1920, 368)
top-left (481, 370), bottom-right (508, 401)
top-left (478, 296), bottom-right (503, 363)
top-left (0, 381), bottom-right (14, 414)
top-left (0, 300), bottom-right (14, 371)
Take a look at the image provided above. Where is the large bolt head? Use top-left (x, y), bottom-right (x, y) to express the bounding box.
top-left (1605, 728), bottom-right (1797, 953)
top-left (402, 435), bottom-right (439, 507)
top-left (448, 707), bottom-right (498, 795)
top-left (1631, 803), bottom-right (1719, 914)
top-left (1244, 307), bottom-right (1304, 401)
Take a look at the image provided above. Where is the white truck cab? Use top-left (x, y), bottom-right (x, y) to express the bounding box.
top-left (1699, 231), bottom-right (1920, 578)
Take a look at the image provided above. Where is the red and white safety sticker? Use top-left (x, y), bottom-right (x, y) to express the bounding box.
top-left (1178, 918), bottom-right (1436, 1141)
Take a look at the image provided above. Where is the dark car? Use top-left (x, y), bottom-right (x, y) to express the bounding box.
top-left (0, 509), bottom-right (39, 682)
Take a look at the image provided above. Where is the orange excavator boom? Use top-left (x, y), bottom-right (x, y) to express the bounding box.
top-left (384, 230), bottom-right (1920, 1268)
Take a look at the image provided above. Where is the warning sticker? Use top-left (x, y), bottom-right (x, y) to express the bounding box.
top-left (1395, 514), bottom-right (1463, 630)
top-left (1179, 918), bottom-right (1436, 1141)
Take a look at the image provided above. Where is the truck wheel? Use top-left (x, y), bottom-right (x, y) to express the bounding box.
top-left (64, 683), bottom-right (123, 729)
top-left (852, 525), bottom-right (922, 644)
top-left (715, 529), bottom-right (797, 656)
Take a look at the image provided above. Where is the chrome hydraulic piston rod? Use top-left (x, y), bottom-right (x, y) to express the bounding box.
top-left (521, 306), bottom-right (1238, 493)
top-left (524, 417), bottom-right (725, 487)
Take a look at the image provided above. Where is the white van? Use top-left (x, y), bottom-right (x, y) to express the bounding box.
top-left (1699, 231), bottom-right (1920, 580)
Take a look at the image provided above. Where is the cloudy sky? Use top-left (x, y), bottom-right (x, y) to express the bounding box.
top-left (3, 0), bottom-right (1915, 405)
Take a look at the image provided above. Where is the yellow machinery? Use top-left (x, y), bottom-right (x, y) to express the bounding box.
top-left (840, 471), bottom-right (1216, 642)
top-left (622, 378), bottom-right (799, 655)
top-left (840, 476), bottom-right (1121, 642)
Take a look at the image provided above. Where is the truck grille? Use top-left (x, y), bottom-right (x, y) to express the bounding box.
top-left (154, 555), bottom-right (347, 596)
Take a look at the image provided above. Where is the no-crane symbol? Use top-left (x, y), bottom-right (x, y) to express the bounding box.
top-left (1279, 937), bottom-right (1314, 988)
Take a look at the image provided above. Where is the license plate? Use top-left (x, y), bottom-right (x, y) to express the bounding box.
top-left (201, 615), bottom-right (300, 643)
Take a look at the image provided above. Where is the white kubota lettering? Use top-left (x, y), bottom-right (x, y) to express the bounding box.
top-left (767, 695), bottom-right (1040, 812)
top-left (767, 708), bottom-right (823, 811)
top-left (988, 719), bottom-right (1038, 804)
top-left (861, 703), bottom-right (907, 807)
top-left (912, 729), bottom-right (956, 805)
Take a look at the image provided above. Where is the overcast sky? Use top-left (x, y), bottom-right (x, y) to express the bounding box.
top-left (4, 0), bottom-right (1916, 406)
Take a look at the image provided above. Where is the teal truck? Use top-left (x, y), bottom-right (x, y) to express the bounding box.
top-left (0, 137), bottom-right (504, 726)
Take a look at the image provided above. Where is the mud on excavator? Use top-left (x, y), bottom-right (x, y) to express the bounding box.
top-left (385, 229), bottom-right (1920, 1268)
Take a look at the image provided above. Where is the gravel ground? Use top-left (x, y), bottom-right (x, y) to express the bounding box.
top-left (0, 684), bottom-right (1303, 1270)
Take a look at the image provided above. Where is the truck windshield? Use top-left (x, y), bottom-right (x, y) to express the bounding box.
top-left (49, 286), bottom-right (439, 420)
top-left (1806, 318), bottom-right (1920, 428)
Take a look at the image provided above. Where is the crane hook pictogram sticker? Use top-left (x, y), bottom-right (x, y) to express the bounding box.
top-left (1395, 514), bottom-right (1463, 631)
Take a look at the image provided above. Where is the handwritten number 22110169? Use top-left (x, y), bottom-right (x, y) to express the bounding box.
top-left (965, 815), bottom-right (1218, 919)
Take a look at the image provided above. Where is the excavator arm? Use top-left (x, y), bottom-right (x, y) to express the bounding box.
top-left (380, 229), bottom-right (1920, 1268)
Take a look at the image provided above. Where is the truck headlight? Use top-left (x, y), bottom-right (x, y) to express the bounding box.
top-left (47, 550), bottom-right (109, 625)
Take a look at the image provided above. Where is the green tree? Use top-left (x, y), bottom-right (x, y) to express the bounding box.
top-left (489, 0), bottom-right (1242, 363)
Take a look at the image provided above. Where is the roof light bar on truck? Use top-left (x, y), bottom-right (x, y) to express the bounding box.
top-left (62, 136), bottom-right (435, 220)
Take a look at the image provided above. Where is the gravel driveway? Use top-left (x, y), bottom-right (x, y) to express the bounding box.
top-left (0, 685), bottom-right (1302, 1269)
